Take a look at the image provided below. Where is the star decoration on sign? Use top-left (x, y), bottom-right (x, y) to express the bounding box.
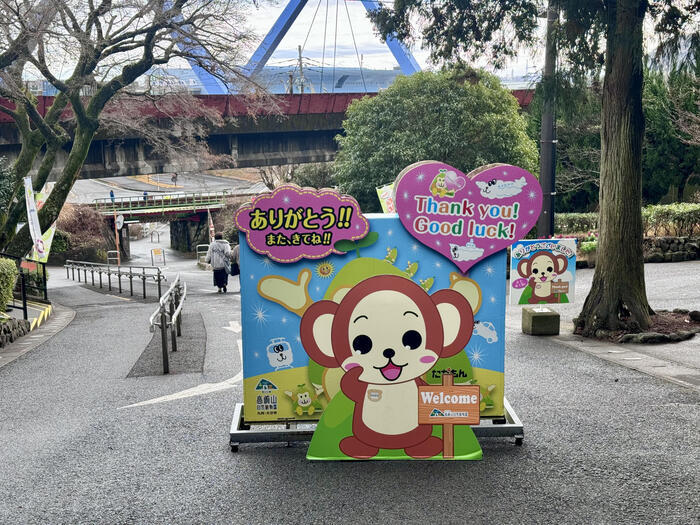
top-left (252, 305), bottom-right (268, 325)
top-left (469, 348), bottom-right (484, 365)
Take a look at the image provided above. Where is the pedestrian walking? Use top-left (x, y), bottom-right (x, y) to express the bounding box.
top-left (205, 233), bottom-right (232, 293)
top-left (109, 189), bottom-right (115, 203)
top-left (143, 190), bottom-right (148, 203)
top-left (230, 242), bottom-right (241, 291)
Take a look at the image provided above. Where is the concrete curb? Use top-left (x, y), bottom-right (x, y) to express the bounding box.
top-left (0, 302), bottom-right (75, 370)
top-left (550, 321), bottom-right (700, 393)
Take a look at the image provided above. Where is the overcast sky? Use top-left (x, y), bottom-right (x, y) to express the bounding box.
top-left (246, 0), bottom-right (547, 77)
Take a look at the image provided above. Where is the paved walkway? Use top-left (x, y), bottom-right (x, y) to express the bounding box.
top-left (523, 261), bottom-right (700, 391)
top-left (0, 236), bottom-right (697, 524)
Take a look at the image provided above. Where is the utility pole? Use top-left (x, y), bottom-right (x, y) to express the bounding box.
top-left (537, 0), bottom-right (558, 238)
top-left (298, 45), bottom-right (304, 94)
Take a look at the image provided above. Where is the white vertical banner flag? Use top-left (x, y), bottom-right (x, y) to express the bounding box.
top-left (24, 176), bottom-right (46, 259)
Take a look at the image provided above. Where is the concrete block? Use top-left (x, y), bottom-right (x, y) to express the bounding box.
top-left (522, 306), bottom-right (560, 335)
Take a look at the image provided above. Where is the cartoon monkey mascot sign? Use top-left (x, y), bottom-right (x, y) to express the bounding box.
top-left (300, 275), bottom-right (474, 459)
top-left (517, 251), bottom-right (569, 304)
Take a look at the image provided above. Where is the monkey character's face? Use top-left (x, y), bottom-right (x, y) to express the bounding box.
top-left (343, 290), bottom-right (437, 385)
top-left (530, 254), bottom-right (557, 282)
top-left (296, 391), bottom-right (312, 407)
top-left (434, 175), bottom-right (446, 190)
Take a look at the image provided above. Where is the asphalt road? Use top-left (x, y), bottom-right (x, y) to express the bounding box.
top-left (0, 236), bottom-right (698, 524)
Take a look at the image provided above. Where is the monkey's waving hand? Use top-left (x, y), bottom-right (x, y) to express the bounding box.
top-left (258, 269), bottom-right (314, 317)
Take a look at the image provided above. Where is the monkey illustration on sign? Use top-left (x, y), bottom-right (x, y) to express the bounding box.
top-left (516, 250), bottom-right (569, 304)
top-left (299, 275), bottom-right (474, 459)
top-left (285, 384), bottom-right (322, 416)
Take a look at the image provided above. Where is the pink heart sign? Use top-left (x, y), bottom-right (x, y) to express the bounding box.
top-left (394, 161), bottom-right (543, 273)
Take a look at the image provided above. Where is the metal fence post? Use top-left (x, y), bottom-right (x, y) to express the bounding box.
top-left (20, 272), bottom-right (28, 321)
top-left (129, 267), bottom-right (133, 296)
top-left (108, 266), bottom-right (112, 291)
top-left (169, 298), bottom-right (177, 352)
top-left (142, 268), bottom-right (146, 298)
top-left (99, 270), bottom-right (103, 288)
top-left (157, 270), bottom-right (162, 298)
top-left (42, 263), bottom-right (48, 301)
top-left (66, 265), bottom-right (70, 279)
top-left (118, 269), bottom-right (122, 294)
top-left (71, 266), bottom-right (75, 280)
top-left (175, 287), bottom-right (182, 336)
top-left (91, 269), bottom-right (95, 286)
top-left (160, 307), bottom-right (170, 374)
top-left (77, 266), bottom-right (81, 282)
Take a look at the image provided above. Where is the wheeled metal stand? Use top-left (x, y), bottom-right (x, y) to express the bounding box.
top-left (229, 397), bottom-right (524, 453)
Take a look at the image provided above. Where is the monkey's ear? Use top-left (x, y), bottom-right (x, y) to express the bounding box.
top-left (556, 255), bottom-right (568, 273)
top-left (300, 301), bottom-right (340, 368)
top-left (431, 289), bottom-right (474, 357)
top-left (517, 258), bottom-right (529, 278)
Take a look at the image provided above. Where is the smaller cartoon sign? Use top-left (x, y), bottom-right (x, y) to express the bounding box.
top-left (509, 239), bottom-right (577, 304)
top-left (235, 185), bottom-right (369, 263)
top-left (393, 161), bottom-right (543, 273)
top-left (376, 183), bottom-right (395, 213)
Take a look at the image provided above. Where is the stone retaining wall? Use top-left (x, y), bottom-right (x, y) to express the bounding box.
top-left (0, 317), bottom-right (31, 348)
top-left (643, 236), bottom-right (699, 263)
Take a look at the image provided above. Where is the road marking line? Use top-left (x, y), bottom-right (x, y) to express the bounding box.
top-left (223, 320), bottom-right (241, 333)
top-left (119, 371), bottom-right (243, 409)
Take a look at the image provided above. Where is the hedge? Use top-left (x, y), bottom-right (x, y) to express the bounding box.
top-left (0, 258), bottom-right (18, 313)
top-left (555, 203), bottom-right (700, 236)
top-left (642, 203), bottom-right (700, 237)
top-left (554, 213), bottom-right (598, 234)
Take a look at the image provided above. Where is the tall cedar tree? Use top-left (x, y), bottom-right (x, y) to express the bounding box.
top-left (370, 0), bottom-right (699, 335)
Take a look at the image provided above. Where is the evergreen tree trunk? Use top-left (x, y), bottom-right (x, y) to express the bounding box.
top-left (576, 0), bottom-right (652, 336)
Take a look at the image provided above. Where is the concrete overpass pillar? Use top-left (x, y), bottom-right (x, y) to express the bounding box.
top-left (169, 212), bottom-right (209, 252)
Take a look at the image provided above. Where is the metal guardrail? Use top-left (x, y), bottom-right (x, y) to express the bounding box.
top-left (196, 244), bottom-right (210, 264)
top-left (64, 260), bottom-right (165, 298)
top-left (149, 274), bottom-right (187, 374)
top-left (0, 252), bottom-right (49, 320)
top-left (92, 191), bottom-right (228, 214)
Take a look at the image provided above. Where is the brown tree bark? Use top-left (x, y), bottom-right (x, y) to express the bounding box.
top-left (576, 0), bottom-right (653, 336)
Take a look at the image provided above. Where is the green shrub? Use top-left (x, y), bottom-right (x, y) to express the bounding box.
top-left (580, 240), bottom-right (598, 254)
top-left (0, 258), bottom-right (18, 313)
top-left (642, 203), bottom-right (700, 236)
top-left (51, 230), bottom-right (69, 254)
top-left (554, 213), bottom-right (599, 234)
